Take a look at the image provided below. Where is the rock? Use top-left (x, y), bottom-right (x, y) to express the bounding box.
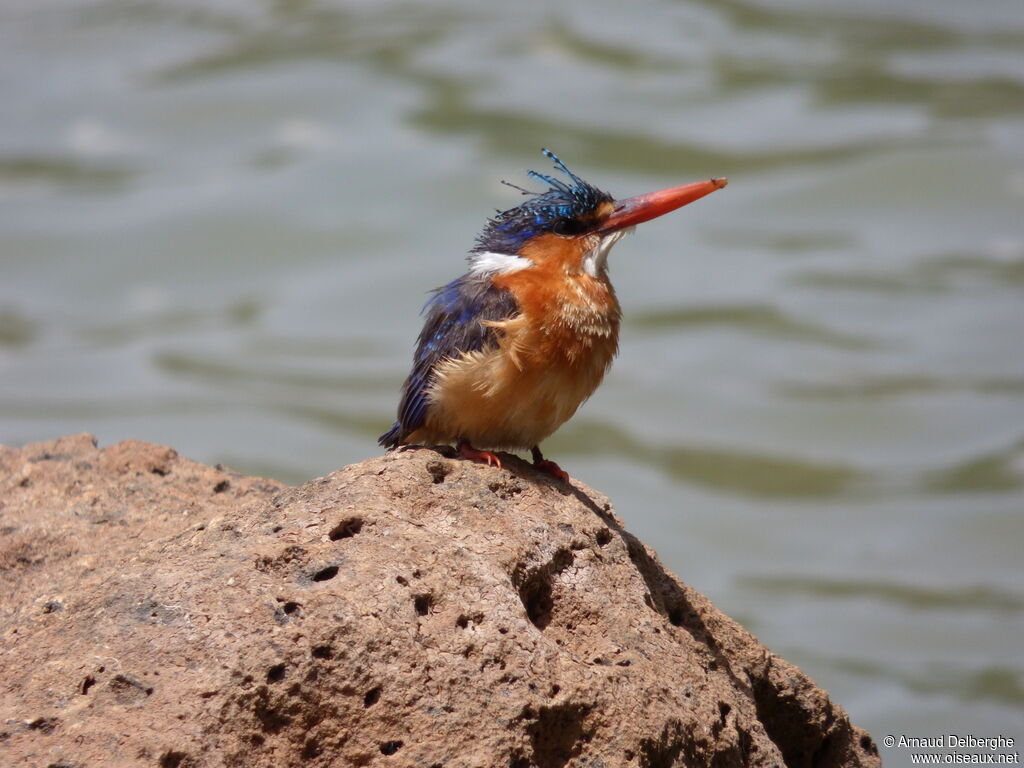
top-left (0, 434), bottom-right (879, 768)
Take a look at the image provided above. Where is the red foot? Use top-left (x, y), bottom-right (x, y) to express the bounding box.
top-left (534, 459), bottom-right (570, 483)
top-left (459, 441), bottom-right (502, 470)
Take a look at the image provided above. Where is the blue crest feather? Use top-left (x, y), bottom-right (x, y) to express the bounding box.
top-left (472, 149), bottom-right (612, 256)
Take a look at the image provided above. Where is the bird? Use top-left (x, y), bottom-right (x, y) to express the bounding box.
top-left (379, 149), bottom-right (726, 481)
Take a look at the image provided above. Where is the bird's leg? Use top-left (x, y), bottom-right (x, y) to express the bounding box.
top-left (458, 439), bottom-right (502, 470)
top-left (531, 446), bottom-right (570, 483)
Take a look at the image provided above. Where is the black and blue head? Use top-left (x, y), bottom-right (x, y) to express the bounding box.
top-left (472, 149), bottom-right (614, 256)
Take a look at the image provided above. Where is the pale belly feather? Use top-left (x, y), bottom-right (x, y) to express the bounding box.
top-left (414, 353), bottom-right (596, 448)
top-left (410, 320), bottom-right (617, 449)
top-left (406, 267), bottom-right (621, 450)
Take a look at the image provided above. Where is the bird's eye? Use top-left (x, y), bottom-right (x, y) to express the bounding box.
top-left (552, 218), bottom-right (587, 237)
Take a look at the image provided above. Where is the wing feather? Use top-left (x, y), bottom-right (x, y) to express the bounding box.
top-left (379, 274), bottom-right (519, 447)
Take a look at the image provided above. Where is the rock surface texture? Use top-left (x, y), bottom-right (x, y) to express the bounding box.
top-left (0, 434), bottom-right (880, 768)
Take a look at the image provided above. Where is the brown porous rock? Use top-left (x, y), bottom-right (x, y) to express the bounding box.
top-left (0, 434), bottom-right (880, 768)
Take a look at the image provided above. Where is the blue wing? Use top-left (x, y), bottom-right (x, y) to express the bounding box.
top-left (379, 273), bottom-right (519, 448)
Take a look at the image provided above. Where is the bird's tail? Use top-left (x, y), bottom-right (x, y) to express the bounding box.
top-left (378, 421), bottom-right (403, 449)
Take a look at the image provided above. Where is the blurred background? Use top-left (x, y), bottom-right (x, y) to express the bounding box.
top-left (2, 0), bottom-right (1022, 758)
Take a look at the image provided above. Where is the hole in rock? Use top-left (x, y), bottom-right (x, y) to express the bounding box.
top-left (525, 702), bottom-right (593, 768)
top-left (520, 573), bottom-right (554, 630)
top-left (426, 459), bottom-right (451, 483)
top-left (301, 738), bottom-right (322, 760)
top-left (328, 517), bottom-right (363, 541)
top-left (379, 740), bottom-right (403, 756)
top-left (27, 717), bottom-right (58, 733)
top-left (456, 611), bottom-right (482, 629)
top-left (266, 664), bottom-right (286, 684)
top-left (158, 751), bottom-right (189, 768)
top-left (311, 645), bottom-right (333, 660)
top-left (639, 731), bottom-right (685, 768)
top-left (311, 565), bottom-right (339, 582)
top-left (363, 686), bottom-right (381, 708)
top-left (413, 594), bottom-right (432, 616)
top-left (513, 549), bottom-right (574, 631)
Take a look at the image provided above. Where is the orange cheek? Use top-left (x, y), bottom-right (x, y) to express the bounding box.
top-left (519, 233), bottom-right (586, 273)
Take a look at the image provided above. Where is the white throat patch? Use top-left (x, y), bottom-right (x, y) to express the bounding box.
top-left (469, 251), bottom-right (533, 276)
top-left (582, 228), bottom-right (632, 277)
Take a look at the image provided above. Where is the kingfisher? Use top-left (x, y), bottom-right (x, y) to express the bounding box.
top-left (380, 149), bottom-right (726, 481)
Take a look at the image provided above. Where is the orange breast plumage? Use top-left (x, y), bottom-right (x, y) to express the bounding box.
top-left (404, 262), bottom-right (621, 450)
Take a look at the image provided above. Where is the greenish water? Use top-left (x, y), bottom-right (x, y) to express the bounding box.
top-left (2, 0), bottom-right (1022, 757)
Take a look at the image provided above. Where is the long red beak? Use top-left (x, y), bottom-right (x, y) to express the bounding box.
top-left (599, 177), bottom-right (727, 234)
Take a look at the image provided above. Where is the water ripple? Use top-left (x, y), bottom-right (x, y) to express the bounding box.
top-left (0, 308), bottom-right (39, 348)
top-left (154, 351), bottom-right (393, 394)
top-left (0, 156), bottom-right (134, 194)
top-left (802, 651), bottom-right (1024, 709)
top-left (796, 251), bottom-right (1024, 295)
top-left (777, 376), bottom-right (1024, 400)
top-left (740, 574), bottom-right (1024, 613)
top-left (629, 303), bottom-right (876, 349)
top-left (554, 421), bottom-right (860, 499)
top-left (924, 439), bottom-right (1024, 493)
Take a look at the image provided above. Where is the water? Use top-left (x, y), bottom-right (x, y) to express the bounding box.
top-left (2, 0), bottom-right (1022, 757)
